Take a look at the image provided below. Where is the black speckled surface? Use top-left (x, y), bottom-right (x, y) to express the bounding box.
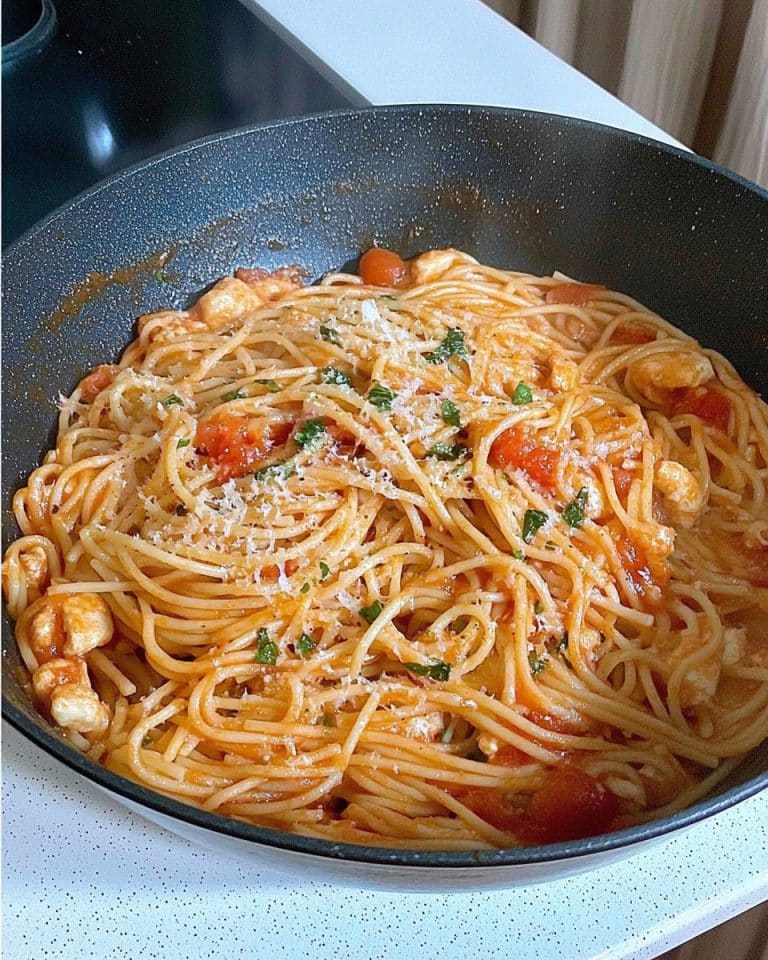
top-left (3, 105), bottom-right (767, 887)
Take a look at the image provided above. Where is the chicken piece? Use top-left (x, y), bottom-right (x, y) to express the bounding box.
top-left (410, 249), bottom-right (463, 285)
top-left (654, 460), bottom-right (704, 528)
top-left (630, 350), bottom-right (713, 392)
top-left (722, 627), bottom-right (746, 666)
top-left (28, 597), bottom-right (63, 662)
top-left (137, 309), bottom-right (209, 344)
top-left (550, 355), bottom-right (580, 392)
top-left (32, 657), bottom-right (90, 703)
top-left (666, 619), bottom-right (723, 709)
top-left (50, 684), bottom-right (110, 735)
top-left (62, 593), bottom-right (114, 657)
top-left (235, 266), bottom-right (303, 301)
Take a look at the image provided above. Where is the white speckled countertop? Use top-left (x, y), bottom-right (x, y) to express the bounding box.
top-left (4, 724), bottom-right (767, 960)
top-left (4, 4), bottom-right (766, 959)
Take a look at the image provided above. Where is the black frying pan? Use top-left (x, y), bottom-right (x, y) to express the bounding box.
top-left (3, 106), bottom-right (767, 890)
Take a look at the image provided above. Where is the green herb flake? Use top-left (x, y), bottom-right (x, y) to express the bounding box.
top-left (161, 394), bottom-right (183, 407)
top-left (449, 615), bottom-right (470, 634)
top-left (360, 599), bottom-right (383, 625)
top-left (522, 508), bottom-right (548, 543)
top-left (319, 561), bottom-right (331, 580)
top-left (254, 628), bottom-right (278, 665)
top-left (512, 381), bottom-right (533, 405)
top-left (319, 325), bottom-right (342, 346)
top-left (440, 398), bottom-right (461, 428)
top-left (563, 487), bottom-right (589, 528)
top-left (300, 582), bottom-right (311, 595)
top-left (294, 419), bottom-right (328, 452)
top-left (176, 438), bottom-right (191, 449)
top-left (425, 327), bottom-right (469, 364)
top-left (321, 367), bottom-right (352, 387)
top-left (427, 442), bottom-right (468, 461)
top-left (528, 653), bottom-right (547, 676)
top-left (405, 660), bottom-right (451, 682)
top-left (367, 382), bottom-right (397, 411)
top-left (153, 268), bottom-right (166, 283)
top-left (256, 379), bottom-right (280, 392)
top-left (221, 388), bottom-right (246, 402)
top-left (512, 549), bottom-right (525, 561)
top-left (296, 633), bottom-right (317, 658)
top-left (253, 460), bottom-right (296, 481)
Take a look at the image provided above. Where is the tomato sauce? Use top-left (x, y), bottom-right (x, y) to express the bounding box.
top-left (672, 385), bottom-right (730, 433)
top-left (545, 283), bottom-right (605, 306)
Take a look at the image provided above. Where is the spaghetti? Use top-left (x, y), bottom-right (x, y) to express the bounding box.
top-left (4, 247), bottom-right (768, 850)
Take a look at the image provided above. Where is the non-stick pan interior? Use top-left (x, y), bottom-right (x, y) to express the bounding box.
top-left (3, 105), bottom-right (767, 871)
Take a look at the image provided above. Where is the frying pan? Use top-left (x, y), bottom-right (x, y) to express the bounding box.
top-left (3, 105), bottom-right (768, 891)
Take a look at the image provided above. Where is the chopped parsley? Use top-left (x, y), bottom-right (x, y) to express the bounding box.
top-left (563, 487), bottom-right (588, 528)
top-left (513, 548), bottom-right (525, 561)
top-left (254, 628), bottom-right (278, 665)
top-left (427, 442), bottom-right (468, 461)
top-left (153, 268), bottom-right (166, 282)
top-left (319, 560), bottom-right (331, 580)
top-left (321, 367), bottom-right (352, 387)
top-left (512, 381), bottom-right (533, 404)
top-left (176, 438), bottom-right (190, 449)
top-left (367, 382), bottom-right (396, 411)
top-left (294, 419), bottom-right (327, 452)
top-left (425, 327), bottom-right (468, 364)
top-left (256, 379), bottom-right (280, 392)
top-left (300, 582), bottom-right (310, 595)
top-left (360, 599), bottom-right (383, 624)
top-left (221, 388), bottom-right (245, 402)
top-left (440, 399), bottom-right (461, 427)
top-left (319, 325), bottom-right (342, 346)
top-left (253, 460), bottom-right (295, 481)
top-left (528, 653), bottom-right (547, 676)
top-left (296, 633), bottom-right (317, 658)
top-left (161, 394), bottom-right (183, 407)
top-left (405, 660), bottom-right (451, 681)
top-left (522, 508), bottom-right (548, 543)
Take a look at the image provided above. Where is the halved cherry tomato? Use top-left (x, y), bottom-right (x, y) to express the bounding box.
top-left (516, 766), bottom-right (618, 844)
top-left (79, 364), bottom-right (119, 402)
top-left (461, 766), bottom-right (617, 843)
top-left (489, 425), bottom-right (559, 489)
top-left (195, 415), bottom-right (292, 482)
top-left (545, 283), bottom-right (605, 306)
top-left (608, 324), bottom-right (656, 346)
top-left (359, 248), bottom-right (408, 286)
top-left (672, 386), bottom-right (730, 433)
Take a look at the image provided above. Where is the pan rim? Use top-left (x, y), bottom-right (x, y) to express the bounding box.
top-left (4, 102), bottom-right (767, 871)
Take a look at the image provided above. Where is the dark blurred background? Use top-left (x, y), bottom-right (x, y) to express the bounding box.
top-left (2, 0), bottom-right (350, 245)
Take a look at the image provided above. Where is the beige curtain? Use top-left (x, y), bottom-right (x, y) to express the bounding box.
top-left (485, 0), bottom-right (768, 189)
